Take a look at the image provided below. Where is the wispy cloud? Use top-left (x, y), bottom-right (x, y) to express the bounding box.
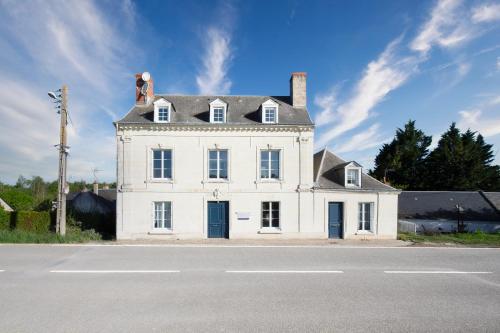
top-left (196, 27), bottom-right (233, 95)
top-left (333, 124), bottom-right (390, 154)
top-left (458, 109), bottom-right (500, 137)
top-left (472, 3), bottom-right (500, 23)
top-left (0, 0), bottom-right (142, 183)
top-left (315, 37), bottom-right (418, 148)
top-left (315, 0), bottom-right (499, 152)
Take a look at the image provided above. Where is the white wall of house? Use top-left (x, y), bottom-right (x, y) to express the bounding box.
top-left (313, 191), bottom-right (399, 239)
top-left (116, 126), bottom-right (317, 239)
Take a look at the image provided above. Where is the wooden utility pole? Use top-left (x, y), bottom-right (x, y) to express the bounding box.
top-left (56, 85), bottom-right (68, 236)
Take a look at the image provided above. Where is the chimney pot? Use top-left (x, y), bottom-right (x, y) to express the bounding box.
top-left (290, 72), bottom-right (307, 108)
top-left (135, 73), bottom-right (154, 105)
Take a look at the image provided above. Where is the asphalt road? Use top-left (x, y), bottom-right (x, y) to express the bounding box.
top-left (0, 245), bottom-right (499, 332)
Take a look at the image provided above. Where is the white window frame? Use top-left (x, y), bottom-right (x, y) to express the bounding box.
top-left (153, 201), bottom-right (172, 231)
top-left (209, 98), bottom-right (227, 123)
top-left (358, 202), bottom-right (373, 232)
top-left (153, 98), bottom-right (172, 123)
top-left (260, 149), bottom-right (281, 180)
top-left (152, 149), bottom-right (173, 180)
top-left (261, 201), bottom-right (280, 229)
top-left (261, 99), bottom-right (279, 124)
top-left (208, 149), bottom-right (229, 179)
top-left (346, 168), bottom-right (361, 187)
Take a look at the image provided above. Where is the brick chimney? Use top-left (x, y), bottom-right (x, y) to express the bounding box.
top-left (135, 72), bottom-right (154, 105)
top-left (290, 72), bottom-right (307, 108)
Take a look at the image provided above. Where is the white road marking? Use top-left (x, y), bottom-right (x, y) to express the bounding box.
top-left (0, 270), bottom-right (4, 272)
top-left (226, 270), bottom-right (344, 274)
top-left (384, 271), bottom-right (492, 274)
top-left (50, 270), bottom-right (180, 274)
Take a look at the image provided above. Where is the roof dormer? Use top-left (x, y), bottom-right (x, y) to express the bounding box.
top-left (153, 98), bottom-right (172, 123)
top-left (261, 99), bottom-right (279, 124)
top-left (209, 98), bottom-right (227, 123)
top-left (344, 161), bottom-right (362, 187)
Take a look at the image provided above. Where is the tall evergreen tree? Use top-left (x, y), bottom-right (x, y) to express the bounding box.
top-left (425, 124), bottom-right (500, 190)
top-left (371, 120), bottom-right (432, 189)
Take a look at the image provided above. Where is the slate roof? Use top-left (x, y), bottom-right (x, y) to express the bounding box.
top-left (116, 95), bottom-right (313, 126)
top-left (481, 192), bottom-right (500, 212)
top-left (313, 149), bottom-right (397, 192)
top-left (399, 191), bottom-right (500, 221)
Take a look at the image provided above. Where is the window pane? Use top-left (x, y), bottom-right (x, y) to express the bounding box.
top-left (209, 169), bottom-right (217, 178)
top-left (209, 150), bottom-right (217, 160)
top-left (261, 151), bottom-right (269, 162)
top-left (164, 202), bottom-right (172, 229)
top-left (164, 167), bottom-right (172, 179)
top-left (153, 159), bottom-right (161, 169)
top-left (262, 202), bottom-right (270, 210)
top-left (153, 169), bottom-right (162, 178)
top-left (153, 150), bottom-right (161, 160)
top-left (272, 218), bottom-right (280, 228)
top-left (164, 150), bottom-right (172, 160)
top-left (271, 151), bottom-right (279, 162)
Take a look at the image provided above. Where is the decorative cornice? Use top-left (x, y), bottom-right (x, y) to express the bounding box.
top-left (117, 123), bottom-right (314, 133)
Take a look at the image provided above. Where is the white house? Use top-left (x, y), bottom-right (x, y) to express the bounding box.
top-left (114, 72), bottom-right (399, 240)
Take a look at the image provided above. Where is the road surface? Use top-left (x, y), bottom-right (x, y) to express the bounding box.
top-left (0, 244), bottom-right (499, 332)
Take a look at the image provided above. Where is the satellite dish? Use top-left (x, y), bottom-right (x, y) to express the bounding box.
top-left (64, 184), bottom-right (70, 195)
top-left (140, 82), bottom-right (149, 95)
top-left (142, 72), bottom-right (151, 82)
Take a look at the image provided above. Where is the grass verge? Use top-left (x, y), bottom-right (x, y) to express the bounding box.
top-left (0, 226), bottom-right (102, 243)
top-left (398, 231), bottom-right (500, 246)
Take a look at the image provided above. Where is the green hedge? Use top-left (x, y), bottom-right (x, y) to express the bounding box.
top-left (15, 211), bottom-right (51, 233)
top-left (0, 209), bottom-right (10, 231)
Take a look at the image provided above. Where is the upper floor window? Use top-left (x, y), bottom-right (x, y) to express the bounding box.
top-left (261, 150), bottom-right (280, 179)
top-left (346, 169), bottom-right (360, 186)
top-left (209, 98), bottom-right (227, 123)
top-left (153, 98), bottom-right (172, 123)
top-left (358, 202), bottom-right (373, 231)
top-left (209, 149), bottom-right (228, 179)
top-left (153, 149), bottom-right (172, 179)
top-left (263, 107), bottom-right (277, 123)
top-left (261, 99), bottom-right (279, 124)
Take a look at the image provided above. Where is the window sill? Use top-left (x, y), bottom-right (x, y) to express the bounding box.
top-left (255, 179), bottom-right (283, 184)
top-left (203, 179), bottom-right (230, 184)
top-left (148, 230), bottom-right (174, 235)
top-left (355, 230), bottom-right (373, 235)
top-left (148, 179), bottom-right (174, 184)
top-left (258, 228), bottom-right (282, 234)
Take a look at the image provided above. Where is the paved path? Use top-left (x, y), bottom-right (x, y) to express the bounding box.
top-left (0, 245), bottom-right (499, 332)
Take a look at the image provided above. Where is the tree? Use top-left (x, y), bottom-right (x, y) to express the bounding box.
top-left (371, 120), bottom-right (432, 189)
top-left (425, 124), bottom-right (500, 190)
top-left (15, 175), bottom-right (29, 189)
top-left (30, 176), bottom-right (47, 203)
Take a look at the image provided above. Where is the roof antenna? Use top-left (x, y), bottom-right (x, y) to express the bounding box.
top-left (92, 168), bottom-right (102, 183)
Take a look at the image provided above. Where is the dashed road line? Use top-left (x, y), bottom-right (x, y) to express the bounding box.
top-left (384, 271), bottom-right (492, 274)
top-left (226, 270), bottom-right (344, 274)
top-left (50, 270), bottom-right (180, 274)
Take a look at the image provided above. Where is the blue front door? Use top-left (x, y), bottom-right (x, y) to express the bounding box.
top-left (208, 201), bottom-right (229, 238)
top-left (328, 202), bottom-right (343, 239)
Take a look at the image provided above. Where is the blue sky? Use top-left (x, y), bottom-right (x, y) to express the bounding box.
top-left (0, 0), bottom-right (499, 184)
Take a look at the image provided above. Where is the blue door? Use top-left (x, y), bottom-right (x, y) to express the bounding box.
top-left (208, 201), bottom-right (229, 238)
top-left (328, 202), bottom-right (343, 239)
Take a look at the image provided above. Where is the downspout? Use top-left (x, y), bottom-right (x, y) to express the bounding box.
top-left (376, 192), bottom-right (380, 236)
top-left (297, 133), bottom-right (302, 233)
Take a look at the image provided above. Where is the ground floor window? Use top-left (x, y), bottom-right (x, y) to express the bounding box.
top-left (262, 201), bottom-right (280, 228)
top-left (154, 201), bottom-right (172, 230)
top-left (358, 202), bottom-right (373, 231)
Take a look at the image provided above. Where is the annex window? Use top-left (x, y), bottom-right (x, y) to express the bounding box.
top-left (358, 202), bottom-right (373, 231)
top-left (262, 201), bottom-right (280, 228)
top-left (152, 149), bottom-right (172, 179)
top-left (263, 107), bottom-right (277, 123)
top-left (208, 149), bottom-right (228, 179)
top-left (154, 201), bottom-right (172, 230)
top-left (346, 169), bottom-right (360, 186)
top-left (260, 150), bottom-right (280, 179)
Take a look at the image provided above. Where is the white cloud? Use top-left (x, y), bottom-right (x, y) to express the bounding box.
top-left (333, 124), bottom-right (390, 154)
top-left (314, 85), bottom-right (339, 126)
top-left (497, 56), bottom-right (500, 71)
top-left (458, 109), bottom-right (500, 137)
top-left (315, 37), bottom-right (418, 148)
top-left (472, 3), bottom-right (500, 23)
top-left (196, 27), bottom-right (233, 95)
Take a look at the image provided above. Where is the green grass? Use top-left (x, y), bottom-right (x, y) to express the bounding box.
top-left (0, 226), bottom-right (103, 243)
top-left (398, 231), bottom-right (500, 246)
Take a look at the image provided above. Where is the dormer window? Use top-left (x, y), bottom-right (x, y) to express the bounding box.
top-left (209, 98), bottom-right (227, 123)
top-left (261, 99), bottom-right (279, 124)
top-left (153, 98), bottom-right (172, 123)
top-left (344, 162), bottom-right (362, 187)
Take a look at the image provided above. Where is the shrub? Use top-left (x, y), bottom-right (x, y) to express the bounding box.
top-left (0, 209), bottom-right (10, 231)
top-left (0, 189), bottom-right (34, 211)
top-left (15, 211), bottom-right (51, 233)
